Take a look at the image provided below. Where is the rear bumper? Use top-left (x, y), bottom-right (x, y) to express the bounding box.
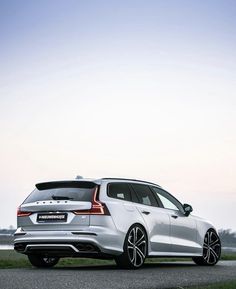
top-left (14, 227), bottom-right (124, 257)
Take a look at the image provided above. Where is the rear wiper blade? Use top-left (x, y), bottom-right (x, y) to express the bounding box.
top-left (51, 195), bottom-right (73, 200)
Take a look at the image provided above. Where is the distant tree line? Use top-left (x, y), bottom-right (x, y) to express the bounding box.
top-left (0, 229), bottom-right (14, 245)
top-left (218, 229), bottom-right (236, 247)
top-left (0, 228), bottom-right (15, 235)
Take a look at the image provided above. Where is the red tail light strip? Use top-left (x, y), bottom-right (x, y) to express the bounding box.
top-left (73, 187), bottom-right (110, 216)
top-left (17, 207), bottom-right (32, 217)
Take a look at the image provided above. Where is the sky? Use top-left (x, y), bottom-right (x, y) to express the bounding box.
top-left (0, 0), bottom-right (235, 230)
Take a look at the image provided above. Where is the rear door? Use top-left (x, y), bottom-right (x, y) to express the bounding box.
top-left (18, 181), bottom-right (97, 231)
top-left (130, 183), bottom-right (171, 255)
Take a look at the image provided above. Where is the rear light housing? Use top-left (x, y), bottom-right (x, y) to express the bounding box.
top-left (73, 187), bottom-right (110, 215)
top-left (17, 207), bottom-right (32, 217)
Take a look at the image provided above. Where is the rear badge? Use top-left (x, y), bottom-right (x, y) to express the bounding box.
top-left (37, 213), bottom-right (68, 222)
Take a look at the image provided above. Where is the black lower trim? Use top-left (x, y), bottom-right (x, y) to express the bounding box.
top-left (14, 241), bottom-right (102, 257)
top-left (71, 232), bottom-right (97, 236)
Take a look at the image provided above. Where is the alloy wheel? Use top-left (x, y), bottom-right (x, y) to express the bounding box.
top-left (127, 226), bottom-right (147, 268)
top-left (202, 230), bottom-right (221, 265)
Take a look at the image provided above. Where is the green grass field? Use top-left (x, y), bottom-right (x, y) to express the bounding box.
top-left (0, 250), bottom-right (116, 268)
top-left (0, 250), bottom-right (236, 269)
top-left (187, 280), bottom-right (236, 289)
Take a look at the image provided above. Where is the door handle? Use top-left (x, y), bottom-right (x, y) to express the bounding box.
top-left (142, 211), bottom-right (150, 215)
top-left (171, 215), bottom-right (178, 219)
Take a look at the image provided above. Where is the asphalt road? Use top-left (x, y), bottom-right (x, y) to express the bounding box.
top-left (0, 261), bottom-right (236, 289)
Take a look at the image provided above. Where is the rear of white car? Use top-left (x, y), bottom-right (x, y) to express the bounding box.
top-left (15, 180), bottom-right (124, 262)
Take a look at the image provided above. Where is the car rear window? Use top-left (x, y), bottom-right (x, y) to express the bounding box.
top-left (107, 183), bottom-right (132, 202)
top-left (23, 181), bottom-right (97, 204)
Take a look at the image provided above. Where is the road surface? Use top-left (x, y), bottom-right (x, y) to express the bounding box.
top-left (0, 261), bottom-right (236, 289)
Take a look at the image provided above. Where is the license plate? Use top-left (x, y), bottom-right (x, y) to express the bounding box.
top-left (37, 213), bottom-right (67, 222)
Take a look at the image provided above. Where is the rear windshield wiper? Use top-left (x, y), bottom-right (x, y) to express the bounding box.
top-left (51, 195), bottom-right (74, 200)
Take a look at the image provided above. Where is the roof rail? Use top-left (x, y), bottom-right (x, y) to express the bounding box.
top-left (101, 177), bottom-right (161, 187)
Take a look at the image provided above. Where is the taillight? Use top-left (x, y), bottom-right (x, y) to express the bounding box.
top-left (17, 207), bottom-right (32, 217)
top-left (73, 187), bottom-right (110, 216)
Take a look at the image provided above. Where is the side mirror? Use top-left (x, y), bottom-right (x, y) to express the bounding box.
top-left (183, 203), bottom-right (193, 216)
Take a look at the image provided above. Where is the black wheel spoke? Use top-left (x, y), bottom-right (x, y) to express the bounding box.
top-left (210, 247), bottom-right (218, 261)
top-left (134, 228), bottom-right (138, 243)
top-left (133, 248), bottom-right (137, 266)
top-left (210, 238), bottom-right (220, 247)
top-left (136, 246), bottom-right (145, 259)
top-left (135, 234), bottom-right (144, 246)
top-left (128, 238), bottom-right (134, 246)
top-left (204, 248), bottom-right (210, 262)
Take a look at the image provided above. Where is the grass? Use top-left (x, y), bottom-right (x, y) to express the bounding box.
top-left (219, 253), bottom-right (236, 260)
top-left (186, 280), bottom-right (236, 289)
top-left (0, 250), bottom-right (236, 269)
top-left (0, 250), bottom-right (116, 269)
top-left (0, 250), bottom-right (31, 268)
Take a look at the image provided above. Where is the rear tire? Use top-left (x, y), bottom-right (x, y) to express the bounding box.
top-left (28, 255), bottom-right (59, 268)
top-left (192, 229), bottom-right (221, 266)
top-left (115, 224), bottom-right (147, 269)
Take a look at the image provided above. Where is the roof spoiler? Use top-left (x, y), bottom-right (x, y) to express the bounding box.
top-left (36, 181), bottom-right (97, 190)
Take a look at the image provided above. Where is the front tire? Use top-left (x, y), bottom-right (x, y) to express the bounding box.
top-left (28, 255), bottom-right (59, 268)
top-left (193, 229), bottom-right (221, 266)
top-left (115, 224), bottom-right (147, 269)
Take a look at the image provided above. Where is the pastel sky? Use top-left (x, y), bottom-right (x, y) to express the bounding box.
top-left (0, 0), bottom-right (235, 230)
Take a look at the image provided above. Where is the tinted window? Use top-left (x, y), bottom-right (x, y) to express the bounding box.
top-left (108, 183), bottom-right (132, 201)
top-left (151, 187), bottom-right (182, 211)
top-left (131, 184), bottom-right (158, 207)
top-left (24, 187), bottom-right (96, 204)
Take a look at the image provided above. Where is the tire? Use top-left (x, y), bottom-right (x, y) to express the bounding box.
top-left (192, 229), bottom-right (221, 266)
top-left (115, 224), bottom-right (147, 269)
top-left (28, 255), bottom-right (60, 268)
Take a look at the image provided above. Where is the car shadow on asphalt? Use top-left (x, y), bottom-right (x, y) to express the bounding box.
top-left (53, 262), bottom-right (196, 271)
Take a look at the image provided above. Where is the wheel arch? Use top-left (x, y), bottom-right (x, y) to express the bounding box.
top-left (195, 218), bottom-right (218, 248)
top-left (193, 227), bottom-right (221, 266)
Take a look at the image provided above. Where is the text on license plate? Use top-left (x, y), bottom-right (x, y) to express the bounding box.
top-left (37, 213), bottom-right (67, 222)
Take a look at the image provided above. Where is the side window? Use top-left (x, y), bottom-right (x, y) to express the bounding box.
top-left (108, 183), bottom-right (132, 201)
top-left (131, 184), bottom-right (158, 207)
top-left (151, 187), bottom-right (182, 211)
